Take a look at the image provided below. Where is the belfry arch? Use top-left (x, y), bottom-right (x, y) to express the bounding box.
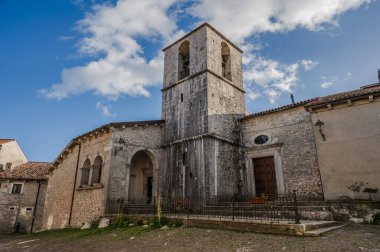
top-left (221, 42), bottom-right (232, 81)
top-left (178, 40), bottom-right (190, 80)
top-left (128, 150), bottom-right (155, 201)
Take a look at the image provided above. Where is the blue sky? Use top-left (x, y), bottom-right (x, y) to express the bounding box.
top-left (0, 0), bottom-right (379, 162)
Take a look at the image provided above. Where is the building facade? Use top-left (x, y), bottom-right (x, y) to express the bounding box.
top-left (42, 23), bottom-right (380, 230)
top-left (0, 139), bottom-right (28, 172)
top-left (0, 162), bottom-right (50, 233)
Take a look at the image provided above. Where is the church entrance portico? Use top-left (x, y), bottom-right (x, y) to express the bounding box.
top-left (244, 144), bottom-right (285, 196)
top-left (128, 150), bottom-right (154, 203)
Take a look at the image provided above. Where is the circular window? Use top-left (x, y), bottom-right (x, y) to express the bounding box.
top-left (254, 135), bottom-right (269, 145)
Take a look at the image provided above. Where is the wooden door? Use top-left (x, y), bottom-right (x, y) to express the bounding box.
top-left (253, 157), bottom-right (277, 196)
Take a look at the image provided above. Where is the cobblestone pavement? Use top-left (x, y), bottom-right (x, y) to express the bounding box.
top-left (0, 224), bottom-right (379, 252)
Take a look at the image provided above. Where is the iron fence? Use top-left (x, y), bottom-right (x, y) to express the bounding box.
top-left (107, 193), bottom-right (300, 224)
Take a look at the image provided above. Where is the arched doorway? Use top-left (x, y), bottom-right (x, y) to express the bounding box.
top-left (128, 150), bottom-right (154, 201)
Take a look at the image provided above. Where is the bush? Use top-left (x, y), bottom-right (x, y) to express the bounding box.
top-left (109, 217), bottom-right (131, 228)
top-left (150, 216), bottom-right (168, 228)
top-left (90, 219), bottom-right (101, 229)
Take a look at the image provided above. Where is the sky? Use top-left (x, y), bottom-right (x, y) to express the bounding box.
top-left (0, 0), bottom-right (379, 162)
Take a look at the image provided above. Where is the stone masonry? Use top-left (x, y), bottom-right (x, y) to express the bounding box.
top-left (43, 23), bottom-right (380, 230)
top-left (240, 106), bottom-right (324, 198)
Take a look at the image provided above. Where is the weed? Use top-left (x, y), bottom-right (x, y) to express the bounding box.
top-left (150, 216), bottom-right (169, 228)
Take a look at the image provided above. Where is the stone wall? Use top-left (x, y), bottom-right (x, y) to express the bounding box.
top-left (206, 25), bottom-right (244, 91)
top-left (241, 107), bottom-right (323, 197)
top-left (162, 73), bottom-right (209, 143)
top-left (43, 131), bottom-right (112, 230)
top-left (107, 125), bottom-right (162, 204)
top-left (160, 137), bottom-right (241, 198)
top-left (163, 26), bottom-right (207, 88)
top-left (0, 180), bottom-right (47, 233)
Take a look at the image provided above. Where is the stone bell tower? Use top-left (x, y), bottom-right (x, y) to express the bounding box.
top-left (160, 23), bottom-right (247, 198)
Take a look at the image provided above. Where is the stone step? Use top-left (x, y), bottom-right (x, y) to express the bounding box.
top-left (303, 220), bottom-right (339, 232)
top-left (304, 224), bottom-right (346, 236)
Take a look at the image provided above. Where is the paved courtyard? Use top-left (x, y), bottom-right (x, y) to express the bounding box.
top-left (0, 224), bottom-right (379, 252)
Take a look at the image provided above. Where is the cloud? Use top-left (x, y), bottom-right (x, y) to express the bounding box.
top-left (41, 0), bottom-right (179, 100)
top-left (246, 91), bottom-right (260, 102)
top-left (41, 0), bottom-right (371, 102)
top-left (244, 54), bottom-right (300, 103)
top-left (96, 102), bottom-right (116, 117)
top-left (190, 0), bottom-right (370, 103)
top-left (190, 0), bottom-right (371, 43)
top-left (320, 76), bottom-right (338, 88)
top-left (301, 60), bottom-right (319, 71)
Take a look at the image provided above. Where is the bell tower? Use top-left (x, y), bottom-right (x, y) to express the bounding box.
top-left (160, 23), bottom-right (246, 198)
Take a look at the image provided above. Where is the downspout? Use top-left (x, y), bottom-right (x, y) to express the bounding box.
top-left (68, 142), bottom-right (81, 226)
top-left (30, 180), bottom-right (41, 233)
top-left (309, 112), bottom-right (325, 199)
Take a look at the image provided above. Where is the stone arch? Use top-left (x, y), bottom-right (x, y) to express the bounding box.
top-left (80, 158), bottom-right (91, 186)
top-left (127, 149), bottom-right (157, 202)
top-left (221, 42), bottom-right (232, 81)
top-left (92, 155), bottom-right (103, 184)
top-left (178, 40), bottom-right (190, 80)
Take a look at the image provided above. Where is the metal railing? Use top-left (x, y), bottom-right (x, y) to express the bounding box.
top-left (107, 193), bottom-right (300, 224)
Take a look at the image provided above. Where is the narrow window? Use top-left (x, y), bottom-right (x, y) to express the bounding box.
top-left (221, 42), bottom-right (232, 81)
top-left (178, 41), bottom-right (190, 80)
top-left (92, 156), bottom-right (103, 184)
top-left (182, 152), bottom-right (186, 166)
top-left (0, 164), bottom-right (3, 172)
top-left (180, 93), bottom-right (183, 102)
top-left (12, 184), bottom-right (22, 194)
top-left (25, 207), bottom-right (33, 212)
top-left (80, 159), bottom-right (91, 186)
top-left (5, 162), bottom-right (12, 170)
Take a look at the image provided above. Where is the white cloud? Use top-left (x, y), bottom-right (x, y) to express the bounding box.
top-left (301, 60), bottom-right (319, 71)
top-left (247, 91), bottom-right (260, 101)
top-left (41, 0), bottom-right (371, 102)
top-left (41, 0), bottom-right (180, 100)
top-left (320, 76), bottom-right (338, 88)
top-left (190, 0), bottom-right (371, 43)
top-left (244, 54), bottom-right (299, 103)
top-left (96, 102), bottom-right (116, 117)
top-left (190, 0), bottom-right (370, 103)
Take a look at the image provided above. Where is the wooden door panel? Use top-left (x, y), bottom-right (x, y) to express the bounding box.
top-left (253, 156), bottom-right (277, 195)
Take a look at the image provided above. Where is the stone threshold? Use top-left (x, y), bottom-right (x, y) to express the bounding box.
top-left (106, 214), bottom-right (343, 236)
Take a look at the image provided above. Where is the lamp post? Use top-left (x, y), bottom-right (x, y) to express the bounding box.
top-left (315, 119), bottom-right (326, 141)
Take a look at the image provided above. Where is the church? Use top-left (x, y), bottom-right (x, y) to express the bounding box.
top-left (42, 23), bottom-right (380, 230)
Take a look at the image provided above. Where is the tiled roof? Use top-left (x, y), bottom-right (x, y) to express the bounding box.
top-left (52, 119), bottom-right (165, 166)
top-left (241, 99), bottom-right (316, 120)
top-left (72, 120), bottom-right (165, 142)
top-left (242, 83), bottom-right (380, 119)
top-left (0, 162), bottom-right (51, 181)
top-left (0, 139), bottom-right (15, 144)
top-left (305, 84), bottom-right (380, 108)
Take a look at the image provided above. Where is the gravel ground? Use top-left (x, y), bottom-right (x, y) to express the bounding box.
top-left (0, 224), bottom-right (379, 252)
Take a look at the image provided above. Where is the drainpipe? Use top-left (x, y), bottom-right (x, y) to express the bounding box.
top-left (30, 180), bottom-right (41, 233)
top-left (68, 142), bottom-right (81, 226)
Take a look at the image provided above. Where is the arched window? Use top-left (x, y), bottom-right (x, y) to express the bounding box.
top-left (92, 156), bottom-right (103, 184)
top-left (80, 159), bottom-right (91, 186)
top-left (178, 41), bottom-right (190, 80)
top-left (221, 42), bottom-right (232, 81)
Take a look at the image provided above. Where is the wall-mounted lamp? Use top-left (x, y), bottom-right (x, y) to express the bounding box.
top-left (315, 119), bottom-right (326, 141)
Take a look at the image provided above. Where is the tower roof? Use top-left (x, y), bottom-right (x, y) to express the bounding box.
top-left (162, 22), bottom-right (243, 53)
